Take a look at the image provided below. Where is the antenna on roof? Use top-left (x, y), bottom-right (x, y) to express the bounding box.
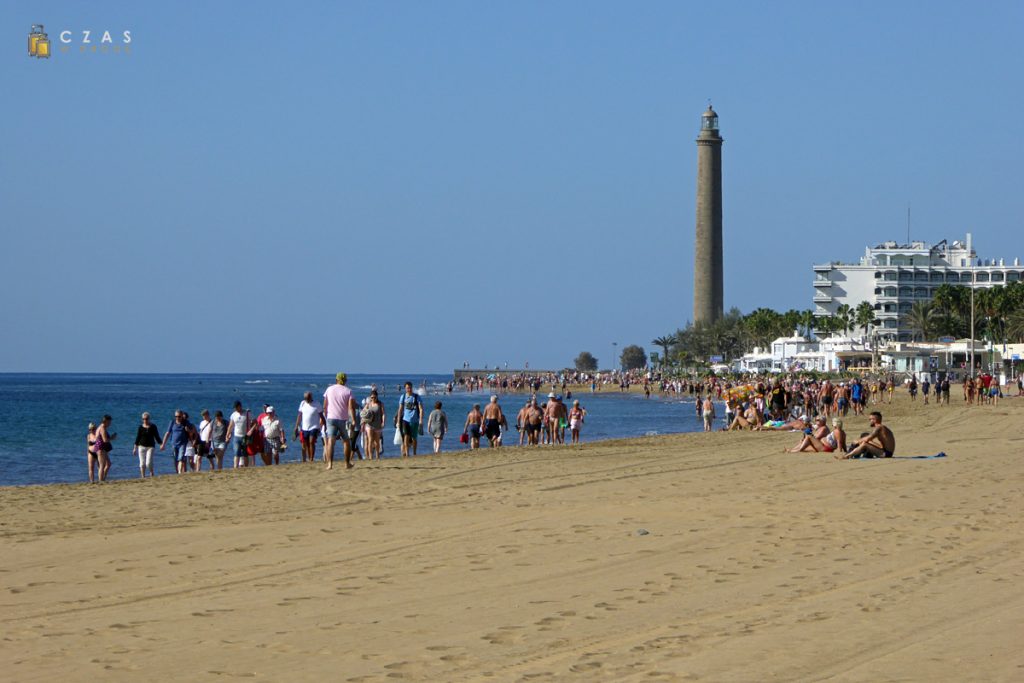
top-left (906, 205), bottom-right (910, 244)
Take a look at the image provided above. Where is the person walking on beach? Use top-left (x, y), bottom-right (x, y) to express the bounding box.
top-left (464, 404), bottom-right (483, 449)
top-left (568, 400), bottom-right (586, 444)
top-left (395, 382), bottom-right (423, 457)
top-left (229, 401), bottom-right (250, 468)
top-left (183, 412), bottom-right (201, 472)
top-left (515, 401), bottom-right (529, 446)
top-left (360, 390), bottom-right (385, 459)
top-left (196, 410), bottom-right (213, 472)
top-left (427, 401), bottom-right (448, 454)
top-left (133, 412), bottom-right (160, 478)
top-left (702, 395), bottom-right (715, 432)
top-left (838, 411), bottom-right (896, 459)
top-left (295, 391), bottom-right (322, 463)
top-left (210, 410), bottom-right (228, 470)
top-left (524, 399), bottom-right (543, 446)
top-left (543, 394), bottom-right (566, 445)
top-left (324, 372), bottom-right (358, 470)
top-left (160, 410), bottom-right (193, 474)
top-left (850, 378), bottom-right (864, 416)
top-left (482, 396), bottom-right (504, 448)
top-left (86, 423), bottom-right (99, 483)
top-left (247, 405), bottom-right (269, 466)
top-left (93, 415), bottom-right (116, 481)
top-left (261, 407), bottom-right (286, 465)
top-left (819, 380), bottom-right (834, 419)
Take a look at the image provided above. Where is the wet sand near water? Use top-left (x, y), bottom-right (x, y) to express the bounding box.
top-left (2, 392), bottom-right (1022, 681)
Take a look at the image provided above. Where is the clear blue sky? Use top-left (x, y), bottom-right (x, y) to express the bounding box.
top-left (3, 1), bottom-right (1023, 373)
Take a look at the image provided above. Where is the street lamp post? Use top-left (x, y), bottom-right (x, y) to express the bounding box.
top-left (612, 342), bottom-right (618, 373)
top-left (970, 267), bottom-right (976, 378)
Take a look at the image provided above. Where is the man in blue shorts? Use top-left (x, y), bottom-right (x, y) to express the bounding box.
top-left (849, 378), bottom-right (864, 415)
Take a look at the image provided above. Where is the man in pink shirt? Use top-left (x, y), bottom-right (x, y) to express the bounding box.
top-left (323, 372), bottom-right (358, 470)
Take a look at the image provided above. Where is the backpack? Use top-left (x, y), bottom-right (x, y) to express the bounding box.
top-left (400, 393), bottom-right (420, 415)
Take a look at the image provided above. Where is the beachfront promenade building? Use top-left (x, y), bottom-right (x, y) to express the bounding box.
top-left (736, 334), bottom-right (1014, 380)
top-left (812, 234), bottom-right (1023, 341)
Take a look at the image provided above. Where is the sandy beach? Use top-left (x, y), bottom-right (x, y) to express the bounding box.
top-left (2, 394), bottom-right (1022, 682)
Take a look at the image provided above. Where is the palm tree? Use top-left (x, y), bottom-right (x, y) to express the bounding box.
top-left (854, 301), bottom-right (877, 340)
top-left (835, 303), bottom-right (854, 336)
top-left (931, 283), bottom-right (958, 319)
top-left (902, 301), bottom-right (935, 341)
top-left (781, 309), bottom-right (803, 336)
top-left (1006, 309), bottom-right (1024, 343)
top-left (799, 309), bottom-right (816, 338)
top-left (815, 314), bottom-right (838, 337)
top-left (743, 308), bottom-right (782, 349)
top-left (650, 335), bottom-right (678, 367)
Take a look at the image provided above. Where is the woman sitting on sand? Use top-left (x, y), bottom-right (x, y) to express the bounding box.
top-left (726, 403), bottom-right (763, 431)
top-left (784, 417), bottom-right (846, 454)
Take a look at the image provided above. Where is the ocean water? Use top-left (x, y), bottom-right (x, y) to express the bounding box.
top-left (0, 374), bottom-right (711, 486)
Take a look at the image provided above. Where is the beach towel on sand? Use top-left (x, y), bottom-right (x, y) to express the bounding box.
top-left (856, 452), bottom-right (947, 460)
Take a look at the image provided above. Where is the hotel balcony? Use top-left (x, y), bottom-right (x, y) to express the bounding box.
top-left (813, 292), bottom-right (832, 303)
top-left (813, 263), bottom-right (832, 272)
top-left (813, 278), bottom-right (831, 288)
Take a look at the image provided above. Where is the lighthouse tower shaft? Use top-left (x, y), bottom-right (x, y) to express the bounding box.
top-left (694, 106), bottom-right (723, 324)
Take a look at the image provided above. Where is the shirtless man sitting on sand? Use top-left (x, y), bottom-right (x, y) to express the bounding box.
top-left (837, 411), bottom-right (895, 459)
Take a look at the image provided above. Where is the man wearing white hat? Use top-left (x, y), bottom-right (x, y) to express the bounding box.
top-left (261, 406), bottom-right (286, 465)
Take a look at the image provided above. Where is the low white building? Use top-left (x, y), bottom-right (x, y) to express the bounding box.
top-left (812, 234), bottom-right (1022, 342)
top-left (735, 347), bottom-right (774, 374)
top-left (769, 332), bottom-right (818, 371)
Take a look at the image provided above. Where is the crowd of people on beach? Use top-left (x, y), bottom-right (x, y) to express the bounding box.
top-left (687, 370), bottom-right (1016, 458)
top-left (84, 373), bottom-right (589, 482)
top-left (83, 366), bottom-right (1020, 482)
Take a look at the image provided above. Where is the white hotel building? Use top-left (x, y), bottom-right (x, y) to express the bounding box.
top-left (812, 234), bottom-right (1023, 342)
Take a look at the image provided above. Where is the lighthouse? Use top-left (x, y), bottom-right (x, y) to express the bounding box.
top-left (693, 105), bottom-right (723, 324)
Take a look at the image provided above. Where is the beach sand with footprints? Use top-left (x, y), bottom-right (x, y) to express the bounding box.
top-left (2, 392), bottom-right (1023, 681)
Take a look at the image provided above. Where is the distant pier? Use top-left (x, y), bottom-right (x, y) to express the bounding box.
top-left (453, 369), bottom-right (554, 381)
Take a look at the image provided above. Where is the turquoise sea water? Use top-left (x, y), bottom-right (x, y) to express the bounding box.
top-left (0, 373), bottom-right (712, 486)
